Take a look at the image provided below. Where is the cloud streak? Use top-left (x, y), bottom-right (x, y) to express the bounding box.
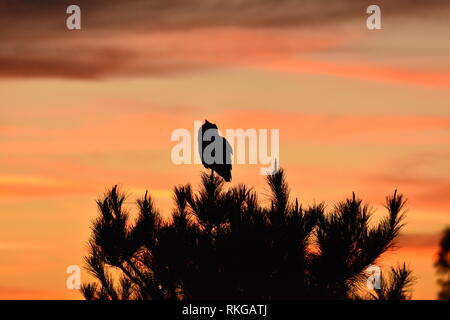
top-left (1, 109), bottom-right (449, 154)
top-left (1, 0), bottom-right (449, 85)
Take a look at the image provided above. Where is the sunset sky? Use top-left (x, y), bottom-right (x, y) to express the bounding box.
top-left (0, 0), bottom-right (449, 299)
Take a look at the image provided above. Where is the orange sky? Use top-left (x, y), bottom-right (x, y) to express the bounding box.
top-left (0, 0), bottom-right (449, 299)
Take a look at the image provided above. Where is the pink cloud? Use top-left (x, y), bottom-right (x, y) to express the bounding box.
top-left (255, 58), bottom-right (450, 89)
top-left (2, 109), bottom-right (449, 156)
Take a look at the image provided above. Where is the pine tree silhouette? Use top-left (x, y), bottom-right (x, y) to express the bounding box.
top-left (435, 227), bottom-right (450, 299)
top-left (81, 169), bottom-right (414, 300)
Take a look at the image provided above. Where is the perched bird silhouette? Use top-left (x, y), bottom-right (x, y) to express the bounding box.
top-left (198, 120), bottom-right (232, 182)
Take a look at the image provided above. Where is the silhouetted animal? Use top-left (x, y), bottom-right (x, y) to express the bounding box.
top-left (198, 120), bottom-right (232, 182)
